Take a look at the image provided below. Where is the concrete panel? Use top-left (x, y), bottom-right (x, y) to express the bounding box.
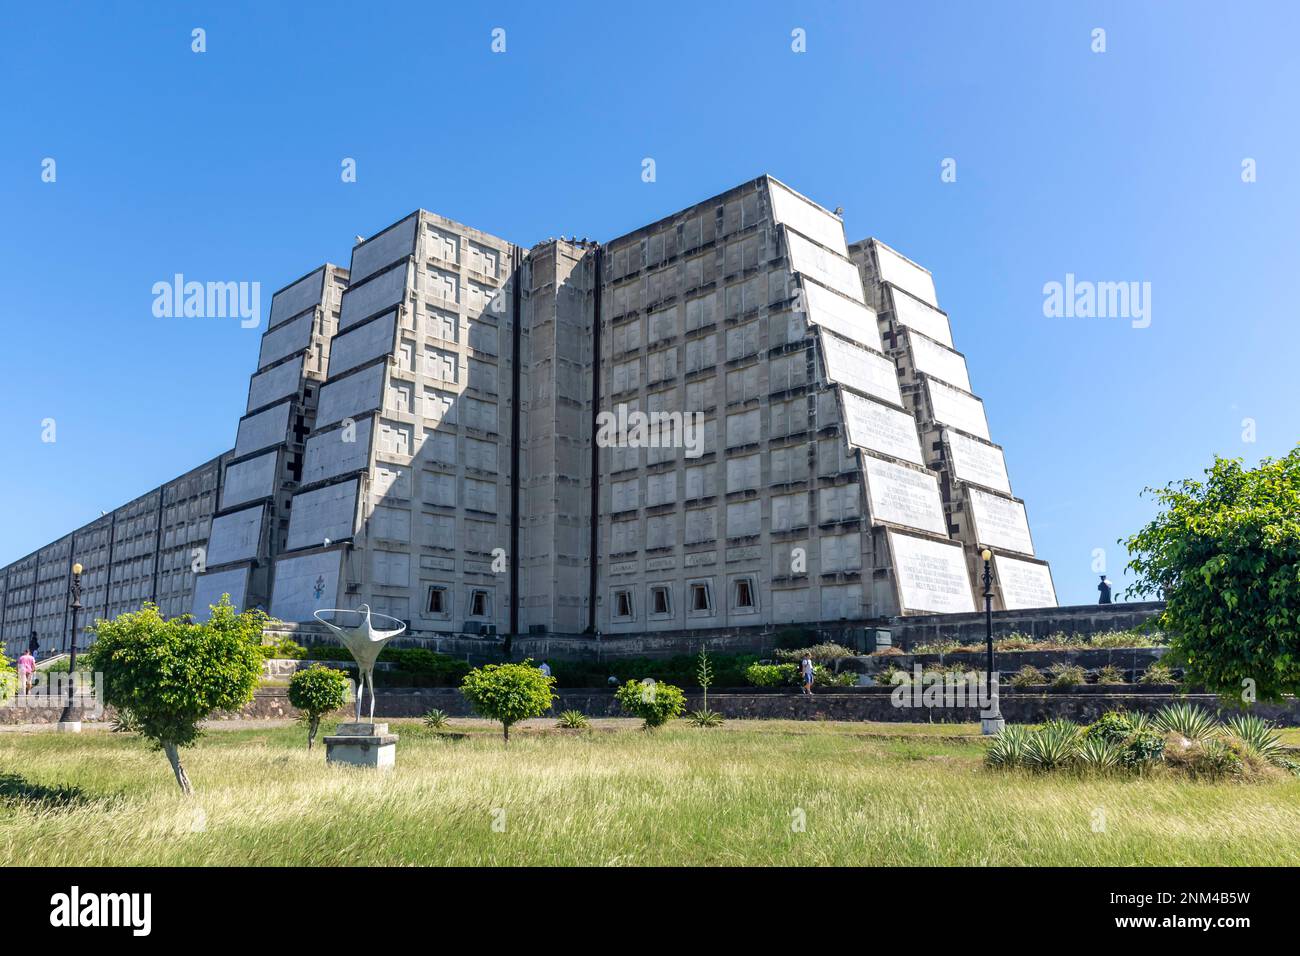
top-left (339, 263), bottom-right (408, 332)
top-left (927, 379), bottom-right (990, 440)
top-left (994, 554), bottom-right (1057, 609)
top-left (891, 290), bottom-right (953, 347)
top-left (803, 279), bottom-right (881, 350)
top-left (247, 356), bottom-right (303, 412)
top-left (191, 566), bottom-right (251, 620)
top-left (888, 531), bottom-right (976, 614)
top-left (258, 311), bottom-right (314, 369)
top-left (875, 241), bottom-right (938, 307)
top-left (863, 456), bottom-right (946, 535)
top-left (909, 333), bottom-right (971, 392)
top-left (968, 487), bottom-right (1034, 555)
top-left (286, 479), bottom-right (359, 550)
top-left (769, 180), bottom-right (848, 255)
top-left (302, 420), bottom-right (372, 485)
top-left (329, 311), bottom-right (396, 376)
top-left (786, 229), bottom-right (864, 303)
top-left (269, 549), bottom-right (344, 623)
top-left (206, 504), bottom-right (265, 565)
top-left (317, 364), bottom-right (386, 428)
top-left (946, 430), bottom-right (1011, 494)
top-left (269, 267), bottom-right (325, 329)
top-left (840, 391), bottom-right (924, 465)
top-left (820, 331), bottom-right (900, 406)
top-left (221, 450), bottom-right (278, 509)
top-left (234, 401), bottom-right (292, 458)
top-left (351, 214), bottom-right (417, 285)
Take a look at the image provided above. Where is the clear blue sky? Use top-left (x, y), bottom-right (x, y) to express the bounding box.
top-left (2, 1), bottom-right (1296, 605)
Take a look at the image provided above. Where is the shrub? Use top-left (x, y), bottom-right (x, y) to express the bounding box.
top-left (1085, 711), bottom-right (1138, 745)
top-left (775, 643), bottom-right (858, 664)
top-left (873, 661), bottom-right (907, 685)
top-left (1164, 737), bottom-right (1249, 780)
top-left (745, 662), bottom-right (797, 687)
top-left (1075, 735), bottom-right (1124, 773)
top-left (548, 652), bottom-right (757, 688)
top-left (1220, 713), bottom-right (1284, 763)
top-left (1048, 663), bottom-right (1086, 688)
top-left (1094, 664), bottom-right (1125, 684)
top-left (614, 679), bottom-right (686, 729)
top-left (422, 708), bottom-right (451, 730)
top-left (1121, 727), bottom-right (1166, 768)
top-left (1153, 702), bottom-right (1218, 741)
top-left (0, 652), bottom-right (14, 704)
top-left (1009, 665), bottom-right (1045, 688)
top-left (85, 598), bottom-right (265, 794)
top-left (1140, 662), bottom-right (1178, 685)
top-left (260, 635), bottom-right (306, 660)
top-left (556, 709), bottom-right (589, 730)
top-left (912, 639), bottom-right (959, 656)
top-left (287, 664), bottom-right (349, 750)
top-left (687, 709), bottom-right (724, 727)
top-left (814, 665), bottom-right (858, 687)
top-left (985, 724), bottom-right (1032, 769)
top-left (1025, 721), bottom-right (1080, 771)
top-left (460, 661), bottom-right (557, 744)
top-left (1089, 629), bottom-right (1165, 649)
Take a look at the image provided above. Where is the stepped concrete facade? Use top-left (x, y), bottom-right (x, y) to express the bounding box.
top-left (1, 175), bottom-right (1055, 658)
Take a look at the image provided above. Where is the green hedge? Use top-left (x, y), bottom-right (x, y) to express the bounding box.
top-left (549, 653), bottom-right (759, 688)
top-left (303, 645), bottom-right (470, 687)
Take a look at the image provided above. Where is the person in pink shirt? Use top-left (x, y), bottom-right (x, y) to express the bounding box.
top-left (17, 650), bottom-right (36, 695)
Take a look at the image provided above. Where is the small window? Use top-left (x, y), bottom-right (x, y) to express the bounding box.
top-left (650, 585), bottom-right (672, 616)
top-left (690, 582), bottom-right (712, 613)
top-left (612, 589), bottom-right (635, 621)
top-left (734, 578), bottom-right (755, 609)
top-left (469, 589), bottom-right (490, 617)
top-left (425, 585), bottom-right (449, 617)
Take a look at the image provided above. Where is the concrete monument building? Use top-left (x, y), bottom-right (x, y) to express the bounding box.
top-left (0, 175), bottom-right (1055, 658)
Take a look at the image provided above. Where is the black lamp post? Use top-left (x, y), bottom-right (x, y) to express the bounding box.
top-left (979, 548), bottom-right (1004, 734)
top-left (59, 563), bottom-right (84, 728)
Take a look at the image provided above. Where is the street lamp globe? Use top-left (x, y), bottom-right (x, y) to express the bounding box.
top-left (980, 549), bottom-right (991, 562)
top-left (72, 562), bottom-right (83, 575)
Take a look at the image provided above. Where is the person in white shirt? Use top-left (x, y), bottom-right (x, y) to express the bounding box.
top-left (538, 661), bottom-right (552, 677)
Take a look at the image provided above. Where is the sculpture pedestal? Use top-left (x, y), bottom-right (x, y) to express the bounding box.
top-left (324, 722), bottom-right (398, 770)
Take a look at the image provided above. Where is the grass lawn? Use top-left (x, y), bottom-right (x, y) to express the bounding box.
top-left (1, 718), bottom-right (1298, 866)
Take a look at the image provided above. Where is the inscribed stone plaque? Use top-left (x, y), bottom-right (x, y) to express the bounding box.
top-left (786, 230), bottom-right (865, 303)
top-left (803, 278), bottom-right (882, 351)
top-left (994, 554), bottom-right (1058, 609)
top-left (909, 332), bottom-right (971, 392)
top-left (888, 531), bottom-right (976, 613)
top-left (820, 331), bottom-right (900, 406)
top-left (890, 289), bottom-right (953, 347)
top-left (269, 549), bottom-right (343, 623)
top-left (874, 241), bottom-right (939, 307)
top-left (927, 378), bottom-right (990, 440)
top-left (840, 391), bottom-right (923, 465)
top-left (946, 429), bottom-right (1011, 494)
top-left (769, 181), bottom-right (849, 255)
top-left (863, 456), bottom-right (947, 535)
top-left (968, 487), bottom-right (1034, 555)
top-left (191, 567), bottom-right (251, 620)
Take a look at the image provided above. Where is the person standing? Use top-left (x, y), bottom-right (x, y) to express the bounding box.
top-left (1098, 574), bottom-right (1113, 605)
top-left (17, 649), bottom-right (36, 695)
top-left (538, 661), bottom-right (552, 678)
top-left (800, 655), bottom-right (815, 696)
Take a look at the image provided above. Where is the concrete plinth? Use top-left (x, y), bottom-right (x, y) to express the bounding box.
top-left (981, 715), bottom-right (1006, 735)
top-left (55, 721), bottom-right (82, 733)
top-left (324, 722), bottom-right (398, 770)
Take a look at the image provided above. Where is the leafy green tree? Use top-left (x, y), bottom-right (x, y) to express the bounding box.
top-left (615, 679), bottom-right (686, 729)
top-left (460, 661), bottom-right (556, 744)
top-left (85, 597), bottom-right (265, 794)
top-left (288, 664), bottom-right (349, 750)
top-left (1125, 449), bottom-right (1300, 701)
top-left (0, 651), bottom-right (15, 704)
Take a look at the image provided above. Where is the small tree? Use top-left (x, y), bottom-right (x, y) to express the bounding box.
top-left (85, 597), bottom-right (265, 794)
top-left (0, 651), bottom-right (15, 704)
top-left (1125, 450), bottom-right (1300, 701)
top-left (288, 664), bottom-right (349, 750)
top-left (615, 679), bottom-right (686, 730)
top-left (460, 661), bottom-right (556, 744)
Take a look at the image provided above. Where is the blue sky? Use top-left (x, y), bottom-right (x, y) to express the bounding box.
top-left (1, 1), bottom-right (1296, 605)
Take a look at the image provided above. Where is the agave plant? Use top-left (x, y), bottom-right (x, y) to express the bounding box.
top-left (687, 708), bottom-right (724, 728)
top-left (556, 709), bottom-right (590, 729)
top-left (1221, 713), bottom-right (1284, 762)
top-left (422, 708), bottom-right (451, 730)
top-left (1075, 735), bottom-right (1123, 772)
top-left (985, 723), bottom-right (1032, 769)
top-left (1153, 702), bottom-right (1218, 741)
top-left (1025, 721), bottom-right (1080, 771)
